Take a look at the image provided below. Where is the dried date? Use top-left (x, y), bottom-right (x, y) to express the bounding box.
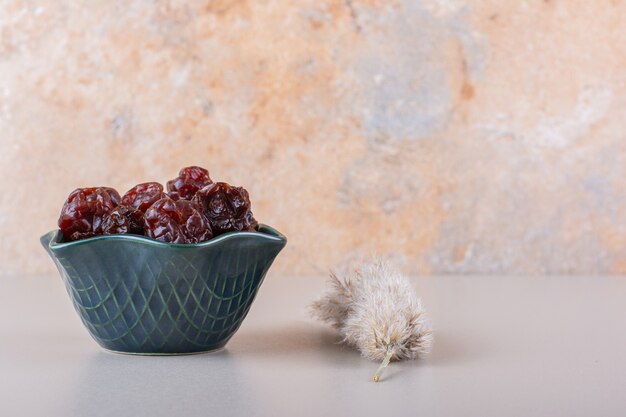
top-left (58, 187), bottom-right (122, 241)
top-left (143, 197), bottom-right (213, 243)
top-left (122, 182), bottom-right (166, 212)
top-left (166, 166), bottom-right (213, 201)
top-left (192, 182), bottom-right (258, 235)
top-left (102, 205), bottom-right (145, 235)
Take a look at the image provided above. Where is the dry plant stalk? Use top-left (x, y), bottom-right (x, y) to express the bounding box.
top-left (311, 260), bottom-right (433, 382)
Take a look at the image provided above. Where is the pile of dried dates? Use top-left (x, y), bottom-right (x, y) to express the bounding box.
top-left (58, 166), bottom-right (258, 244)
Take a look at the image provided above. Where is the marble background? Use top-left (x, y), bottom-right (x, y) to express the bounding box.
top-left (2, 0), bottom-right (626, 277)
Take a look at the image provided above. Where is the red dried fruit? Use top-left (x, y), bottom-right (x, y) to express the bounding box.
top-left (144, 197), bottom-right (213, 243)
top-left (192, 182), bottom-right (258, 235)
top-left (166, 166), bottom-right (213, 201)
top-left (102, 205), bottom-right (145, 236)
top-left (121, 182), bottom-right (166, 212)
top-left (58, 187), bottom-right (122, 241)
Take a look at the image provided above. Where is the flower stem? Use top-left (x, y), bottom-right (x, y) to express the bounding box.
top-left (372, 346), bottom-right (393, 382)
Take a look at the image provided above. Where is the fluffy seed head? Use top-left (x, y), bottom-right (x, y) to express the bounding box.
top-left (311, 260), bottom-right (433, 362)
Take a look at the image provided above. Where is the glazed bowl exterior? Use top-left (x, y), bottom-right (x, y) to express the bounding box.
top-left (41, 225), bottom-right (286, 355)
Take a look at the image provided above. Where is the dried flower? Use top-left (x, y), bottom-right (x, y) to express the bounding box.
top-left (311, 259), bottom-right (433, 382)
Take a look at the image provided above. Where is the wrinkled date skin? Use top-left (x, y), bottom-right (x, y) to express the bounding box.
top-left (122, 182), bottom-right (166, 212)
top-left (166, 166), bottom-right (213, 201)
top-left (102, 205), bottom-right (145, 236)
top-left (144, 197), bottom-right (213, 243)
top-left (58, 187), bottom-right (122, 241)
top-left (192, 182), bottom-right (258, 235)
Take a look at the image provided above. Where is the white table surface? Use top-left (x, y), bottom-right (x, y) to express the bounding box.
top-left (1, 273), bottom-right (625, 417)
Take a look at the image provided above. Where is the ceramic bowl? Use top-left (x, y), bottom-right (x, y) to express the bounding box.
top-left (40, 225), bottom-right (286, 355)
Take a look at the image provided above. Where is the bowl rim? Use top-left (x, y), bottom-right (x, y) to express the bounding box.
top-left (42, 223), bottom-right (286, 252)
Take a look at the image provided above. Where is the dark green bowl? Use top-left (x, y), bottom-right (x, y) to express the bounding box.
top-left (40, 225), bottom-right (286, 355)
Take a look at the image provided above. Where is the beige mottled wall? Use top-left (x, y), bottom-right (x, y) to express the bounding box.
top-left (2, 0), bottom-right (626, 276)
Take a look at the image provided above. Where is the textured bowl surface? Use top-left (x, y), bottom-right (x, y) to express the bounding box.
top-left (41, 225), bottom-right (286, 355)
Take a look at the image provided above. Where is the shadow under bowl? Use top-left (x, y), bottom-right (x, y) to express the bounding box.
top-left (41, 225), bottom-right (287, 355)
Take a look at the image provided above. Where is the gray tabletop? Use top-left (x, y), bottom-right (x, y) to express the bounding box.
top-left (2, 274), bottom-right (625, 417)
